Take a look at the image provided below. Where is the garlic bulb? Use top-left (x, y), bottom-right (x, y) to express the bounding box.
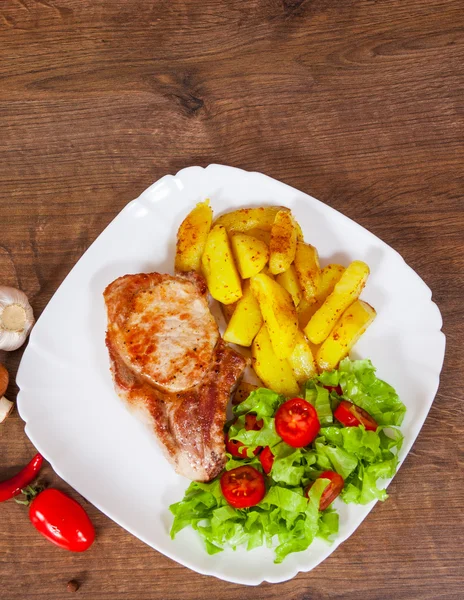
top-left (0, 286), bottom-right (35, 351)
top-left (0, 396), bottom-right (14, 423)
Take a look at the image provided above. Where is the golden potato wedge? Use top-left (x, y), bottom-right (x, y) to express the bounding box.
top-left (175, 199), bottom-right (213, 272)
top-left (214, 206), bottom-right (289, 233)
top-left (252, 325), bottom-right (299, 396)
top-left (316, 300), bottom-right (376, 371)
top-left (223, 281), bottom-right (263, 346)
top-left (297, 297), bottom-right (316, 329)
top-left (294, 242), bottom-right (321, 304)
top-left (308, 339), bottom-right (321, 359)
top-left (201, 225), bottom-right (242, 305)
top-left (297, 264), bottom-right (345, 328)
top-left (233, 381), bottom-right (259, 405)
top-left (269, 210), bottom-right (298, 275)
top-left (230, 233), bottom-right (269, 279)
top-left (246, 228), bottom-right (271, 245)
top-left (220, 301), bottom-right (236, 323)
top-left (318, 264), bottom-right (345, 302)
top-left (287, 330), bottom-right (318, 383)
top-left (305, 260), bottom-right (370, 344)
top-left (276, 265), bottom-right (303, 307)
top-left (293, 217), bottom-right (304, 241)
top-left (250, 273), bottom-right (298, 359)
top-left (259, 265), bottom-right (275, 279)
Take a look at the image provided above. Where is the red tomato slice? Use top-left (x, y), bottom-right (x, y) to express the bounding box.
top-left (225, 414), bottom-right (263, 457)
top-left (334, 400), bottom-right (378, 431)
top-left (225, 434), bottom-right (248, 458)
top-left (225, 435), bottom-right (261, 458)
top-left (324, 385), bottom-right (343, 395)
top-left (220, 466), bottom-right (265, 509)
top-left (305, 470), bottom-right (344, 511)
top-left (29, 489), bottom-right (95, 552)
top-left (259, 446), bottom-right (274, 474)
top-left (245, 413), bottom-right (263, 431)
top-left (275, 398), bottom-right (320, 447)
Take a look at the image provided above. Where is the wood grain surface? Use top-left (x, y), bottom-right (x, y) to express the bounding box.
top-left (1, 0), bottom-right (463, 598)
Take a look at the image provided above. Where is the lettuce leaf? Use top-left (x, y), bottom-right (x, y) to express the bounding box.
top-left (170, 477), bottom-right (338, 564)
top-left (270, 443), bottom-right (318, 486)
top-left (303, 381), bottom-right (333, 426)
top-left (233, 388), bottom-right (283, 418)
top-left (318, 358), bottom-right (406, 426)
top-left (170, 358), bottom-right (405, 562)
top-left (228, 415), bottom-right (281, 453)
top-left (316, 423), bottom-right (403, 503)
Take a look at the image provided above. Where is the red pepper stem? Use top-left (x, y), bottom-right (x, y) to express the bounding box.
top-left (0, 453), bottom-right (43, 502)
top-left (15, 484), bottom-right (44, 506)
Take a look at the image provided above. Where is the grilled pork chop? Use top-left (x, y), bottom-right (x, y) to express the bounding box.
top-left (104, 272), bottom-right (247, 481)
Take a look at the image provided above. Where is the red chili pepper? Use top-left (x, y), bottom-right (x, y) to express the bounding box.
top-left (0, 453), bottom-right (43, 502)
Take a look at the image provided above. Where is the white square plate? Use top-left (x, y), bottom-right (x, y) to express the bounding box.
top-left (17, 165), bottom-right (445, 585)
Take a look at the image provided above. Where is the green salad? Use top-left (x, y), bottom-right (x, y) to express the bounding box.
top-left (170, 358), bottom-right (406, 563)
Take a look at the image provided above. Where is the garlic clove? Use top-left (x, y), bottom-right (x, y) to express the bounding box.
top-left (0, 364), bottom-right (8, 397)
top-left (0, 286), bottom-right (35, 351)
top-left (0, 396), bottom-right (14, 423)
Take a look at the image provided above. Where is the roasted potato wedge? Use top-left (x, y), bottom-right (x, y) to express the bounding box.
top-left (246, 228), bottom-right (271, 245)
top-left (223, 281), bottom-right (263, 346)
top-left (318, 264), bottom-right (345, 301)
top-left (201, 225), bottom-right (242, 304)
top-left (287, 330), bottom-right (317, 383)
top-left (294, 242), bottom-right (321, 304)
top-left (252, 325), bottom-right (299, 396)
top-left (233, 381), bottom-right (259, 406)
top-left (296, 264), bottom-right (345, 328)
top-left (175, 199), bottom-right (213, 272)
top-left (269, 210), bottom-right (298, 275)
top-left (214, 206), bottom-right (289, 233)
top-left (259, 265), bottom-right (275, 279)
top-left (276, 265), bottom-right (303, 307)
top-left (305, 260), bottom-right (370, 344)
top-left (250, 273), bottom-right (298, 359)
top-left (316, 300), bottom-right (376, 371)
top-left (230, 233), bottom-right (269, 279)
top-left (297, 297), bottom-right (315, 329)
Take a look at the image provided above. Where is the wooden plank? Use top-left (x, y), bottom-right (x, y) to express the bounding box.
top-left (0, 1), bottom-right (463, 598)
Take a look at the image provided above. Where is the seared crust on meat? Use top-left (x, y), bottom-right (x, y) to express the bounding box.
top-left (104, 272), bottom-right (247, 481)
top-left (104, 272), bottom-right (219, 393)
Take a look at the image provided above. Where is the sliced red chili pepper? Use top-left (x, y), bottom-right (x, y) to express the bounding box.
top-left (0, 453), bottom-right (43, 502)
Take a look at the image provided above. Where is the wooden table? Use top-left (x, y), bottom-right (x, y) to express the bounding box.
top-left (1, 1), bottom-right (463, 598)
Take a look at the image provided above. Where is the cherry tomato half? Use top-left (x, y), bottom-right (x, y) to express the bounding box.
top-left (220, 466), bottom-right (266, 509)
top-left (324, 385), bottom-right (343, 395)
top-left (334, 400), bottom-right (378, 431)
top-left (225, 414), bottom-right (263, 457)
top-left (225, 434), bottom-right (261, 458)
top-left (259, 446), bottom-right (275, 474)
top-left (29, 488), bottom-right (95, 552)
top-left (245, 413), bottom-right (264, 431)
top-left (275, 398), bottom-right (320, 447)
top-left (305, 470), bottom-right (344, 511)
